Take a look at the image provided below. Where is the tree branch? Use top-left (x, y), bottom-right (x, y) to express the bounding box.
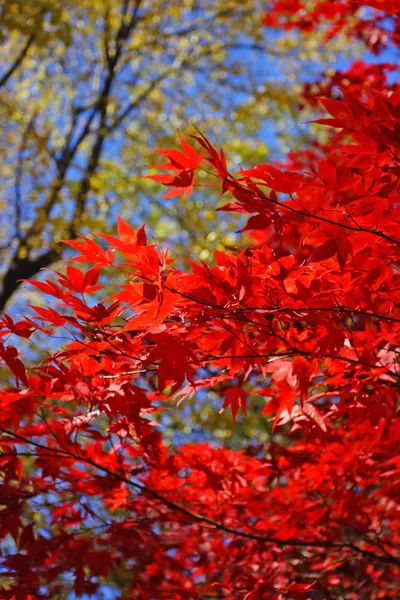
top-left (1, 425), bottom-right (398, 568)
top-left (230, 179), bottom-right (400, 247)
top-left (0, 247), bottom-right (60, 311)
top-left (0, 33), bottom-right (35, 89)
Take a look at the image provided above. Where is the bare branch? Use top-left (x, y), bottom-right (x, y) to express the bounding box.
top-left (1, 424), bottom-right (398, 567)
top-left (0, 247), bottom-right (60, 311)
top-left (230, 179), bottom-right (400, 247)
top-left (0, 33), bottom-right (35, 89)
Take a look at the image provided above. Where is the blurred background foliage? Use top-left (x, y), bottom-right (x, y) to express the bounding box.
top-left (0, 0), bottom-right (364, 443)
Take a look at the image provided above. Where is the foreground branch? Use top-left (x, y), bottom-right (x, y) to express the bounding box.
top-left (1, 426), bottom-right (398, 568)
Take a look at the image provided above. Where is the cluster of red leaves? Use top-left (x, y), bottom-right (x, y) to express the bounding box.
top-left (299, 61), bottom-right (398, 111)
top-left (1, 5), bottom-right (400, 600)
top-left (263, 0), bottom-right (400, 53)
top-left (266, 1), bottom-right (400, 118)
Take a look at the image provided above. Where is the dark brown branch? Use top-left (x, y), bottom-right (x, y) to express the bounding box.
top-left (203, 350), bottom-right (398, 377)
top-left (0, 247), bottom-right (60, 311)
top-left (227, 178), bottom-right (400, 247)
top-left (0, 33), bottom-right (35, 88)
top-left (107, 71), bottom-right (169, 134)
top-left (67, 1), bottom-right (143, 238)
top-left (1, 425), bottom-right (398, 567)
top-left (240, 305), bottom-right (400, 324)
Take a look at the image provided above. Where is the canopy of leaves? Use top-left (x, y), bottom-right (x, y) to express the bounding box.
top-left (1, 1), bottom-right (400, 599)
